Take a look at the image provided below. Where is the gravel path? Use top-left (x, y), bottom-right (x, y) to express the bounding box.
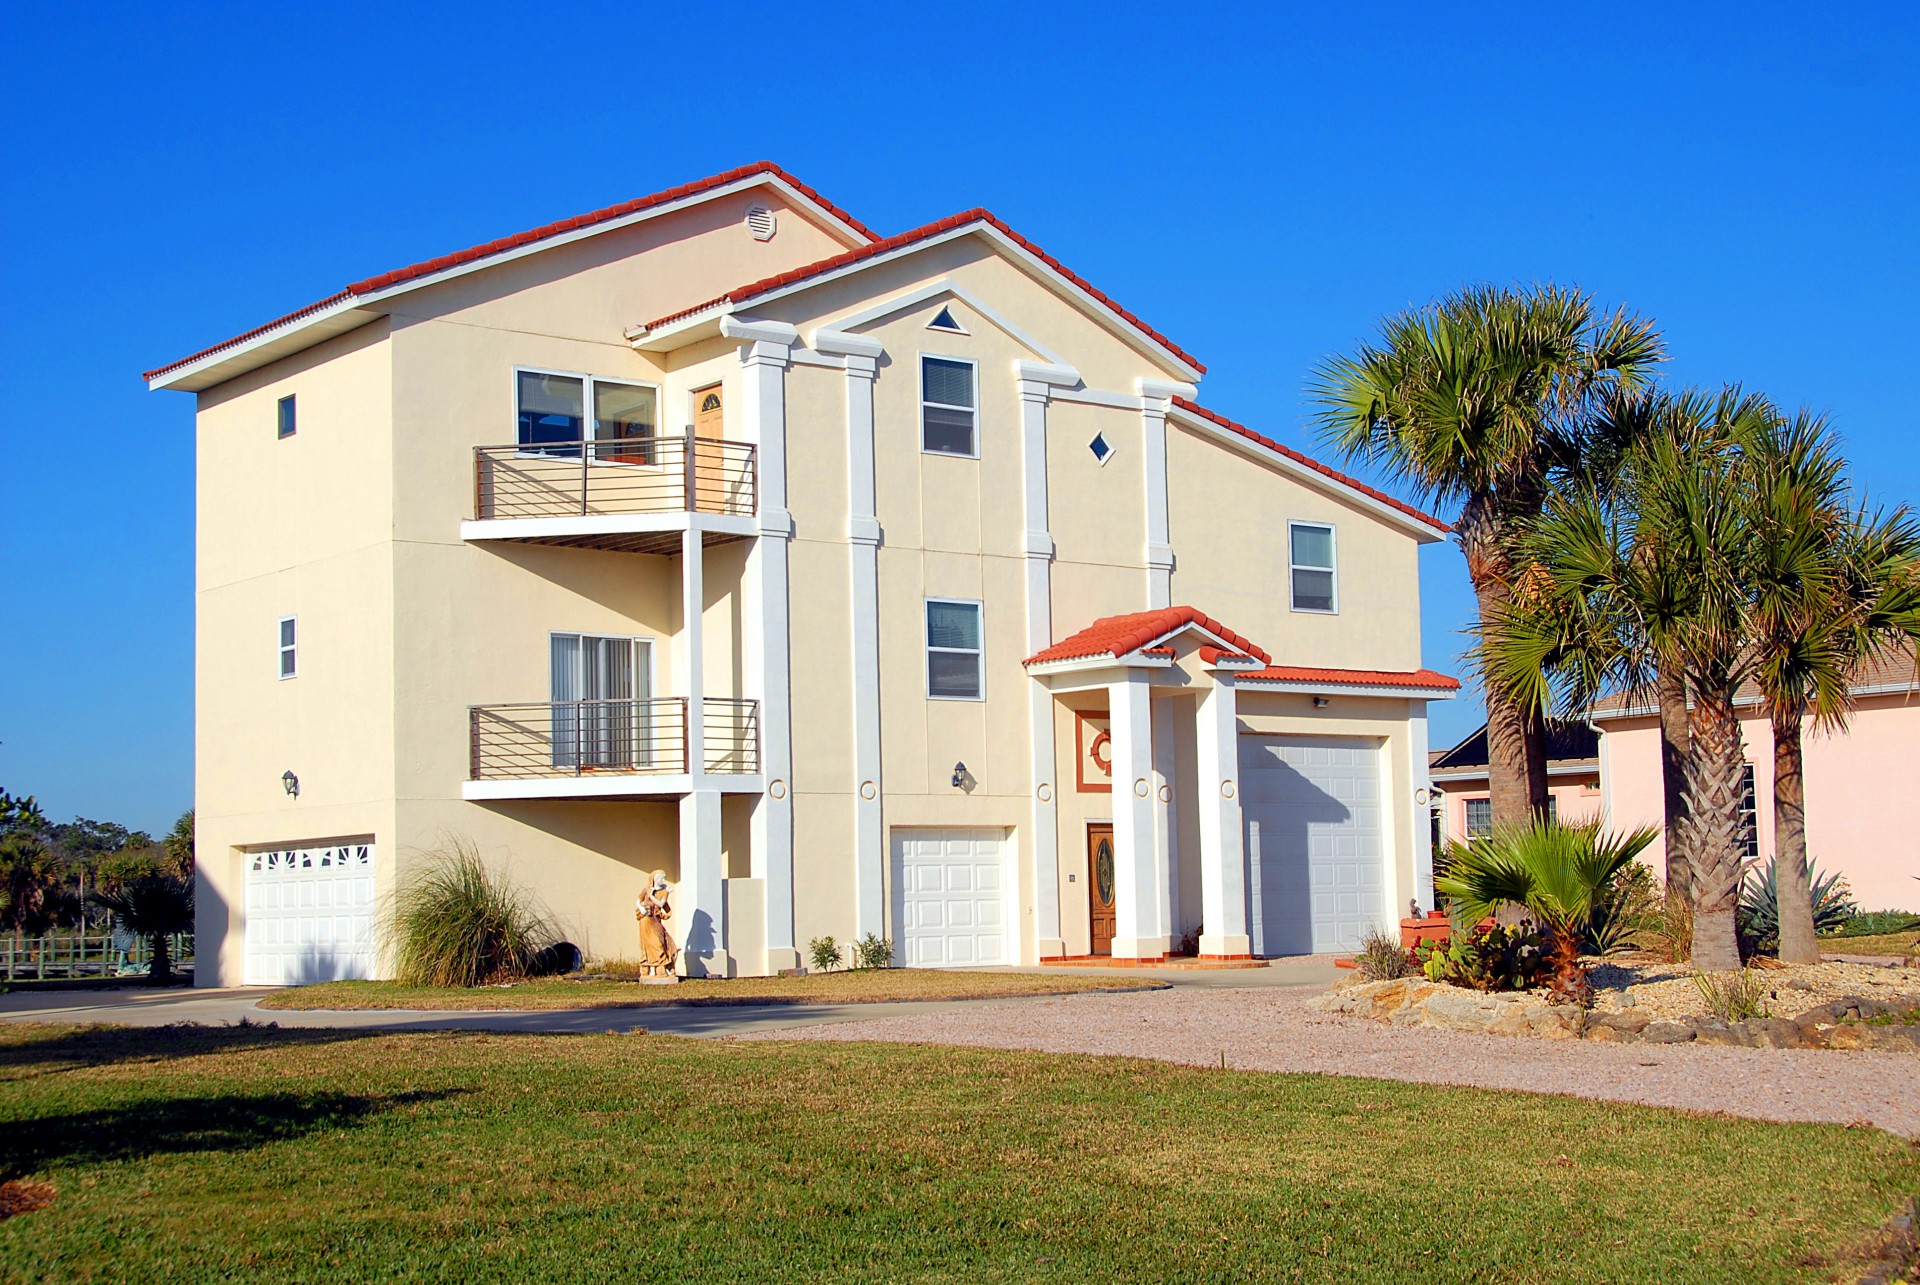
top-left (744, 984), bottom-right (1920, 1136)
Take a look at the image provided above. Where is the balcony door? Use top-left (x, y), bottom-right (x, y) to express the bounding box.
top-left (516, 370), bottom-right (658, 464)
top-left (550, 633), bottom-right (652, 769)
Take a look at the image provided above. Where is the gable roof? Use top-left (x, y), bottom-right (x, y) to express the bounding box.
top-left (635, 208), bottom-right (1206, 378)
top-left (144, 162), bottom-right (876, 391)
top-left (1429, 719), bottom-right (1597, 772)
top-left (1169, 399), bottom-right (1450, 538)
top-left (1023, 606), bottom-right (1269, 666)
top-left (1238, 665), bottom-right (1462, 693)
top-left (1588, 647), bottom-right (1920, 720)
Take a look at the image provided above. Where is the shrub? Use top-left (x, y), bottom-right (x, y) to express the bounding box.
top-left (1354, 928), bottom-right (1414, 981)
top-left (390, 840), bottom-right (552, 987)
top-left (1829, 910), bottom-right (1920, 939)
top-left (1651, 887), bottom-right (1694, 964)
top-left (1738, 859), bottom-right (1858, 954)
top-left (1584, 860), bottom-right (1658, 956)
top-left (850, 933), bottom-right (894, 970)
top-left (807, 936), bottom-right (843, 972)
top-left (1692, 969), bottom-right (1770, 1022)
top-left (1417, 922), bottom-right (1552, 992)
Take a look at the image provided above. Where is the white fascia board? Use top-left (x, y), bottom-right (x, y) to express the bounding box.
top-left (1025, 654), bottom-right (1176, 679)
top-left (1166, 404), bottom-right (1447, 544)
top-left (460, 512), bottom-right (759, 543)
top-left (464, 773), bottom-right (765, 801)
top-left (151, 173), bottom-right (852, 393)
top-left (1239, 677), bottom-right (1461, 700)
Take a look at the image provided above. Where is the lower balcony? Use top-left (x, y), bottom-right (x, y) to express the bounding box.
top-left (464, 697), bottom-right (762, 800)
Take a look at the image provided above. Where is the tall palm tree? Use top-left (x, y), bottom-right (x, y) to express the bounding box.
top-left (1314, 284), bottom-right (1664, 828)
top-left (1744, 411), bottom-right (1920, 964)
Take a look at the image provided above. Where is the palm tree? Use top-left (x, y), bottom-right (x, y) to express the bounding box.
top-left (1437, 819), bottom-right (1656, 1004)
top-left (1314, 284), bottom-right (1664, 828)
top-left (92, 871), bottom-right (194, 984)
top-left (1744, 411), bottom-right (1920, 963)
top-left (0, 832), bottom-right (67, 961)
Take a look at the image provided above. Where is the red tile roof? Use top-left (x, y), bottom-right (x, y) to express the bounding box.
top-left (1197, 646), bottom-right (1259, 666)
top-left (641, 208), bottom-right (1206, 374)
top-left (1024, 606), bottom-right (1270, 666)
top-left (145, 162), bottom-right (875, 382)
top-left (1239, 665), bottom-right (1462, 691)
top-left (1170, 399), bottom-right (1450, 534)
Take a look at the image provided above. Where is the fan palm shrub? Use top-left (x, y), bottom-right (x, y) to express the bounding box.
top-left (1436, 820), bottom-right (1656, 1004)
top-left (91, 865), bottom-right (194, 983)
top-left (390, 840), bottom-right (553, 987)
top-left (1314, 284), bottom-right (1664, 829)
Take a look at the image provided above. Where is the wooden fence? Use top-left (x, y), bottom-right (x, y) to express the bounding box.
top-left (1, 933), bottom-right (194, 982)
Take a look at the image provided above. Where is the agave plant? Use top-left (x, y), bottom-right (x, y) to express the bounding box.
top-left (1737, 858), bottom-right (1857, 955)
top-left (1436, 820), bottom-right (1657, 1005)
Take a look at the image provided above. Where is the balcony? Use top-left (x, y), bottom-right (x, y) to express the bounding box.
top-left (465, 435), bottom-right (759, 554)
top-left (464, 698), bottom-right (761, 800)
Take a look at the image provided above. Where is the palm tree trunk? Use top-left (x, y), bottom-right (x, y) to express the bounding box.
top-left (149, 931), bottom-right (173, 985)
top-left (1656, 666), bottom-right (1693, 899)
top-left (1771, 712), bottom-right (1820, 965)
top-left (1468, 565), bottom-right (1542, 828)
top-left (1680, 682), bottom-right (1746, 971)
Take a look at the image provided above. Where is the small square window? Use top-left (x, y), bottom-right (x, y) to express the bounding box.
top-left (277, 395), bottom-right (297, 439)
top-left (1089, 433), bottom-right (1113, 465)
top-left (278, 616), bottom-right (297, 679)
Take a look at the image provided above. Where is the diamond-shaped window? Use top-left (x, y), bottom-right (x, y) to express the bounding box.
top-left (1089, 433), bottom-right (1114, 465)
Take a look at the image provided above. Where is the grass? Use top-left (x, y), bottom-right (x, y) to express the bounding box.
top-left (258, 969), bottom-right (1155, 1011)
top-left (1820, 930), bottom-right (1920, 958)
top-left (0, 1024), bottom-right (1913, 1283)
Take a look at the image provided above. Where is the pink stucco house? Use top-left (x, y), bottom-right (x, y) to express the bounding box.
top-left (1591, 652), bottom-right (1920, 913)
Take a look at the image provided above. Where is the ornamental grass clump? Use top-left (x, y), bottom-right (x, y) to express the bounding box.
top-left (1354, 928), bottom-right (1415, 981)
top-left (1692, 968), bottom-right (1770, 1022)
top-left (391, 839), bottom-right (554, 987)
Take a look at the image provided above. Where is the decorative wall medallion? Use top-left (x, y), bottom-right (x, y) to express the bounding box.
top-left (1037, 782), bottom-right (1054, 803)
top-left (1221, 780), bottom-right (1236, 799)
top-left (1158, 784), bottom-right (1172, 803)
top-left (769, 779), bottom-right (788, 800)
top-left (1133, 778), bottom-right (1150, 797)
top-left (859, 780), bottom-right (877, 801)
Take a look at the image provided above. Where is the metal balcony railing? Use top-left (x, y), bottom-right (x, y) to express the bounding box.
top-left (473, 434), bottom-right (758, 521)
top-left (468, 698), bottom-right (760, 780)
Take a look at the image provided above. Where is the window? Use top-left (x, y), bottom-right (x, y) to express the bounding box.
top-left (277, 395), bottom-right (296, 439)
top-left (1089, 432), bottom-right (1113, 465)
top-left (1289, 522), bottom-right (1337, 613)
top-left (1738, 764), bottom-right (1759, 859)
top-left (926, 599), bottom-right (983, 700)
top-left (1465, 798), bottom-right (1491, 839)
top-left (1545, 796), bottom-right (1559, 824)
top-left (550, 633), bottom-right (653, 769)
top-left (277, 617), bottom-right (297, 679)
top-left (921, 356), bottom-right (977, 457)
top-left (927, 305), bottom-right (967, 334)
top-left (516, 370), bottom-right (656, 461)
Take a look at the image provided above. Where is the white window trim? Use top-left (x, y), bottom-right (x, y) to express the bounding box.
top-left (1089, 431), bottom-right (1116, 467)
top-left (276, 394), bottom-right (296, 440)
top-left (512, 366), bottom-right (664, 463)
top-left (925, 597), bottom-right (985, 702)
top-left (1288, 520), bottom-right (1339, 614)
top-left (277, 615), bottom-right (297, 680)
top-left (919, 353), bottom-right (979, 460)
top-left (547, 631), bottom-right (658, 700)
top-left (1464, 796), bottom-right (1491, 839)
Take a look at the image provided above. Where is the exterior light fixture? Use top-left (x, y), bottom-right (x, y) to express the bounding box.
top-left (282, 770), bottom-right (300, 798)
top-left (1312, 696), bottom-right (1330, 709)
top-left (951, 762), bottom-right (968, 788)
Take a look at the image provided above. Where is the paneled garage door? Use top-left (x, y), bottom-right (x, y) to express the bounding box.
top-left (891, 828), bottom-right (1009, 968)
top-left (1240, 736), bottom-right (1387, 956)
top-left (243, 841), bottom-right (378, 985)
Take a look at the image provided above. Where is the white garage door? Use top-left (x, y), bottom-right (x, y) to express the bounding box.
top-left (1240, 736), bottom-right (1387, 956)
top-left (891, 828), bottom-right (1009, 968)
top-left (243, 841), bottom-right (378, 985)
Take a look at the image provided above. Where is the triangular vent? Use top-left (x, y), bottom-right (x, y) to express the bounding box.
top-left (927, 305), bottom-right (967, 334)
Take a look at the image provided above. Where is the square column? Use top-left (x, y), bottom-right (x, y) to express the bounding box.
top-left (1108, 672), bottom-right (1170, 958)
top-left (680, 527), bottom-right (705, 773)
top-left (677, 788), bottom-right (729, 977)
top-left (1195, 673), bottom-right (1251, 957)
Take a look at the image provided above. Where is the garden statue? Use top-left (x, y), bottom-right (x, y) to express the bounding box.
top-left (635, 870), bottom-right (678, 978)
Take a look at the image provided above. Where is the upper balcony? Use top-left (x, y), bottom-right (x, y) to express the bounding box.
top-left (463, 435), bottom-right (759, 554)
top-left (463, 697), bottom-right (762, 800)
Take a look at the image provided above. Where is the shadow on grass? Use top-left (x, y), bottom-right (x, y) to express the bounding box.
top-left (2, 1086), bottom-right (462, 1180)
top-left (0, 1022), bottom-right (434, 1080)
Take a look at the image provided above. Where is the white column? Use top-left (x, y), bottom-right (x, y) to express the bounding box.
top-left (677, 788), bottom-right (728, 977)
top-left (1152, 699), bottom-right (1179, 940)
top-left (681, 526), bottom-right (705, 774)
top-left (1408, 701), bottom-right (1434, 915)
top-left (1108, 671), bottom-right (1169, 958)
top-left (1195, 672), bottom-right (1251, 957)
top-left (1136, 381), bottom-right (1181, 609)
top-left (831, 335), bottom-right (887, 940)
top-left (725, 317), bottom-right (800, 973)
top-left (1016, 362), bottom-right (1075, 959)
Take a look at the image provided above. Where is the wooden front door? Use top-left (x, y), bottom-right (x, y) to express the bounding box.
top-left (690, 386), bottom-right (724, 511)
top-left (1086, 824), bottom-right (1117, 956)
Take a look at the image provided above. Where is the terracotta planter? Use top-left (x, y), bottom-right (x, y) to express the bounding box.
top-left (1400, 909), bottom-right (1452, 951)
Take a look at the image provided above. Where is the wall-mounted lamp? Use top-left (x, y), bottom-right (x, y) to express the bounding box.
top-left (282, 770), bottom-right (300, 798)
top-left (951, 761), bottom-right (968, 789)
top-left (1312, 696), bottom-right (1331, 709)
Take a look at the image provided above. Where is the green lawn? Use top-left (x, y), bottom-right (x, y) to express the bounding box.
top-left (258, 969), bottom-right (1153, 1011)
top-left (1822, 930), bottom-right (1920, 958)
top-left (1, 1024), bottom-right (1913, 1283)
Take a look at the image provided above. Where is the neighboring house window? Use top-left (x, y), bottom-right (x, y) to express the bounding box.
top-left (278, 617), bottom-right (297, 679)
top-left (921, 356), bottom-right (977, 457)
top-left (277, 395), bottom-right (296, 439)
top-left (1738, 764), bottom-right (1758, 859)
top-left (926, 599), bottom-right (983, 699)
top-left (1465, 798), bottom-right (1491, 839)
top-left (516, 370), bottom-right (656, 460)
top-left (550, 633), bottom-right (652, 769)
top-left (1545, 796), bottom-right (1559, 824)
top-left (1289, 522), bottom-right (1337, 612)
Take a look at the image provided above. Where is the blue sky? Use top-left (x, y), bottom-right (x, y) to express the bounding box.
top-left (1, 3), bottom-right (1915, 834)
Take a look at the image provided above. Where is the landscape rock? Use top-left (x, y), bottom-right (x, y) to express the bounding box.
top-left (1641, 1021), bottom-right (1697, 1044)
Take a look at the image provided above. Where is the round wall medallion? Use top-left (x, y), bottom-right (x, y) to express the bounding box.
top-left (859, 780), bottom-right (877, 801)
top-left (770, 780), bottom-right (789, 800)
top-left (1037, 782), bottom-right (1054, 803)
top-left (1133, 778), bottom-right (1150, 798)
top-left (1157, 784), bottom-right (1173, 803)
top-left (1221, 780), bottom-right (1236, 799)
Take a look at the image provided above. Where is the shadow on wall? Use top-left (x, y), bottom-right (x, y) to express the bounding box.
top-left (1242, 758), bottom-right (1351, 957)
top-left (196, 861), bottom-right (231, 989)
top-left (463, 801), bottom-right (679, 951)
